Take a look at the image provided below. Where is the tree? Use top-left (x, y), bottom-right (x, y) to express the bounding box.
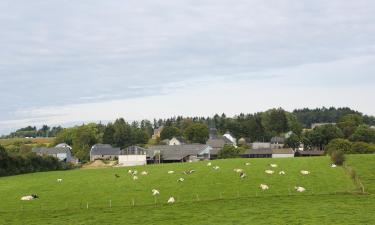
top-left (305, 124), bottom-right (344, 150)
top-left (351, 142), bottom-right (375, 154)
top-left (112, 118), bottom-right (133, 148)
top-left (349, 125), bottom-right (375, 143)
top-left (160, 126), bottom-right (181, 140)
top-left (133, 129), bottom-right (149, 145)
top-left (285, 133), bottom-right (300, 150)
top-left (337, 114), bottom-right (363, 138)
top-left (218, 145), bottom-right (243, 159)
top-left (184, 123), bottom-right (209, 144)
top-left (326, 138), bottom-right (352, 155)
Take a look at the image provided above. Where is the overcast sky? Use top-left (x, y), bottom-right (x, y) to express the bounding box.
top-left (0, 0), bottom-right (374, 134)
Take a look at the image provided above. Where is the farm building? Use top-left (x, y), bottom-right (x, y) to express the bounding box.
top-left (252, 142), bottom-right (271, 149)
top-left (147, 144), bottom-right (212, 163)
top-left (152, 126), bottom-right (164, 140)
top-left (295, 150), bottom-right (325, 157)
top-left (118, 146), bottom-right (147, 166)
top-left (206, 136), bottom-right (234, 159)
top-left (240, 148), bottom-right (294, 158)
top-left (90, 144), bottom-right (121, 161)
top-left (32, 144), bottom-right (77, 163)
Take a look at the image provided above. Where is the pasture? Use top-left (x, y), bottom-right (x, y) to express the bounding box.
top-left (0, 155), bottom-right (374, 224)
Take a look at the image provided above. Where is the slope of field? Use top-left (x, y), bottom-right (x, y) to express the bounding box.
top-left (0, 155), bottom-right (373, 224)
top-left (346, 154), bottom-right (375, 193)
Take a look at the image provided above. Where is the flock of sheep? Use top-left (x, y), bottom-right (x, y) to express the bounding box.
top-left (20, 161), bottom-right (337, 204)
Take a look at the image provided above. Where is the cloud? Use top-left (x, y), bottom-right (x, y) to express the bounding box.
top-left (0, 0), bottom-right (374, 133)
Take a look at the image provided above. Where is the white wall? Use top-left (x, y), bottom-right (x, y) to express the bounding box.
top-left (272, 154), bottom-right (294, 158)
top-left (118, 155), bottom-right (147, 166)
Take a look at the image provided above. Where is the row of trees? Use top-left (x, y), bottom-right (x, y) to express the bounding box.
top-left (2, 125), bottom-right (63, 138)
top-left (160, 123), bottom-right (209, 144)
top-left (0, 145), bottom-right (70, 177)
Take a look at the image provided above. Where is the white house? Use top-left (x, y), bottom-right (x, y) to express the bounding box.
top-left (168, 137), bottom-right (186, 146)
top-left (271, 148), bottom-right (295, 158)
top-left (223, 132), bottom-right (236, 145)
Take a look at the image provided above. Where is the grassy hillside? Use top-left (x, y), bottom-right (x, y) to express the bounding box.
top-left (0, 155), bottom-right (374, 224)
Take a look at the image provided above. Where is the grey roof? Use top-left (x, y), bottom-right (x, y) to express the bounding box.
top-left (121, 146), bottom-right (147, 155)
top-left (90, 144), bottom-right (121, 156)
top-left (55, 143), bottom-right (72, 149)
top-left (172, 136), bottom-right (186, 143)
top-left (33, 147), bottom-right (71, 155)
top-left (271, 136), bottom-right (285, 144)
top-left (147, 144), bottom-right (211, 161)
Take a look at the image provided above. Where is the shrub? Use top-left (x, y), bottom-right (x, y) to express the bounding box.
top-left (326, 138), bottom-right (352, 155)
top-left (330, 151), bottom-right (346, 166)
top-left (351, 142), bottom-right (375, 154)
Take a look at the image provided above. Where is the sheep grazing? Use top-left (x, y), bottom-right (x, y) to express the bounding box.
top-left (167, 197), bottom-right (175, 204)
top-left (240, 172), bottom-right (246, 179)
top-left (133, 176), bottom-right (138, 180)
top-left (331, 164), bottom-right (337, 168)
top-left (57, 178), bottom-right (63, 182)
top-left (183, 170), bottom-right (195, 175)
top-left (265, 170), bottom-right (274, 175)
top-left (177, 178), bottom-right (185, 182)
top-left (207, 162), bottom-right (212, 166)
top-left (152, 189), bottom-right (160, 196)
top-left (260, 184), bottom-right (269, 190)
top-left (270, 164), bottom-right (278, 168)
top-left (279, 171), bottom-right (286, 175)
top-left (168, 171), bottom-right (175, 174)
top-left (128, 170), bottom-right (133, 174)
top-left (132, 170), bottom-right (138, 175)
top-left (141, 171), bottom-right (148, 175)
top-left (295, 186), bottom-right (306, 192)
top-left (213, 166), bottom-right (220, 170)
top-left (300, 170), bottom-right (310, 175)
top-left (245, 162), bottom-right (251, 166)
top-left (115, 174), bottom-right (120, 178)
top-left (21, 194), bottom-right (38, 201)
top-left (233, 168), bottom-right (243, 173)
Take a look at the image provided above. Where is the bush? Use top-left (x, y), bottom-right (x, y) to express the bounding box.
top-left (326, 138), bottom-right (352, 155)
top-left (218, 145), bottom-right (244, 159)
top-left (330, 151), bottom-right (346, 166)
top-left (351, 142), bottom-right (375, 154)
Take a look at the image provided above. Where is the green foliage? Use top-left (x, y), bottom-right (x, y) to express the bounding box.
top-left (218, 145), bottom-right (243, 159)
top-left (337, 114), bottom-right (364, 138)
top-left (349, 125), bottom-right (375, 143)
top-left (304, 124), bottom-right (344, 150)
top-left (330, 151), bottom-right (346, 166)
top-left (160, 126), bottom-right (181, 140)
top-left (351, 142), bottom-right (375, 154)
top-left (326, 138), bottom-right (352, 155)
top-left (285, 133), bottom-right (300, 150)
top-left (184, 123), bottom-right (209, 144)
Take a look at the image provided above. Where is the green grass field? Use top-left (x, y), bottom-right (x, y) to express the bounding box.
top-left (0, 155), bottom-right (374, 224)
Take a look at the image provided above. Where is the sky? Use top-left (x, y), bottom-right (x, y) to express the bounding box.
top-left (0, 0), bottom-right (374, 134)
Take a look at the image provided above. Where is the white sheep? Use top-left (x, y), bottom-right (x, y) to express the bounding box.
top-left (133, 176), bottom-right (138, 180)
top-left (141, 171), bottom-right (148, 175)
top-left (177, 178), bottom-right (185, 182)
top-left (207, 162), bottom-right (212, 166)
top-left (213, 166), bottom-right (220, 170)
top-left (57, 178), bottom-right (63, 182)
top-left (279, 171), bottom-right (286, 175)
top-left (152, 189), bottom-right (160, 196)
top-left (132, 170), bottom-right (138, 175)
top-left (240, 172), bottom-right (246, 179)
top-left (21, 194), bottom-right (38, 201)
top-left (300, 170), bottom-right (310, 175)
top-left (260, 184), bottom-right (269, 190)
top-left (167, 197), bottom-right (175, 204)
top-left (270, 164), bottom-right (278, 168)
top-left (168, 171), bottom-right (175, 174)
top-left (128, 170), bottom-right (133, 174)
top-left (265, 170), bottom-right (274, 175)
top-left (245, 162), bottom-right (251, 166)
top-left (295, 186), bottom-right (306, 192)
top-left (331, 164), bottom-right (337, 168)
top-left (234, 168), bottom-right (243, 173)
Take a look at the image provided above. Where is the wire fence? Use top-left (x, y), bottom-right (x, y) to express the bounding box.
top-left (0, 187), bottom-right (358, 213)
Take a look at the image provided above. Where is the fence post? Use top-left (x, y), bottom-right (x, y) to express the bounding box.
top-left (219, 193), bottom-right (222, 199)
top-left (109, 200), bottom-right (112, 209)
top-left (196, 194), bottom-right (200, 201)
top-left (86, 202), bottom-right (89, 209)
top-left (132, 198), bottom-right (135, 207)
top-left (237, 191), bottom-right (240, 198)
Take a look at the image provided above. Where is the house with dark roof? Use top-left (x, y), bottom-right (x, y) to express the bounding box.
top-left (90, 144), bottom-right (121, 161)
top-left (270, 136), bottom-right (285, 149)
top-left (206, 137), bottom-right (234, 159)
top-left (147, 144), bottom-right (212, 163)
top-left (32, 144), bottom-right (75, 163)
top-left (169, 137), bottom-right (186, 145)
